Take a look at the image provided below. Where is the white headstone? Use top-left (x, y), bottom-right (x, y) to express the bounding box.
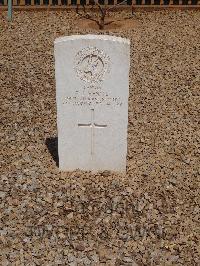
top-left (54, 35), bottom-right (130, 172)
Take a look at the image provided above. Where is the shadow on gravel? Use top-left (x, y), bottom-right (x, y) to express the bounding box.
top-left (45, 137), bottom-right (59, 167)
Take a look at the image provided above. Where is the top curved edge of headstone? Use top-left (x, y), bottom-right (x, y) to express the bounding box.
top-left (54, 34), bottom-right (130, 45)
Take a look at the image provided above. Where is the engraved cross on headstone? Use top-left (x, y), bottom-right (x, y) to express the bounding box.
top-left (78, 109), bottom-right (107, 156)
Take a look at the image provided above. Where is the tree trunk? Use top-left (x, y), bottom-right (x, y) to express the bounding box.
top-left (99, 14), bottom-right (105, 30)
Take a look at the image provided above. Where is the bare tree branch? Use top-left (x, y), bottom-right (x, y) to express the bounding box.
top-left (104, 20), bottom-right (115, 25)
top-left (76, 4), bottom-right (101, 28)
top-left (76, 0), bottom-right (132, 30)
top-left (107, 0), bottom-right (127, 11)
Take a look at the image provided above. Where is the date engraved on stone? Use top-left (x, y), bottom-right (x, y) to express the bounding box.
top-left (75, 47), bottom-right (110, 83)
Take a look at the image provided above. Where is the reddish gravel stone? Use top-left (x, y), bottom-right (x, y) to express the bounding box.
top-left (0, 10), bottom-right (200, 265)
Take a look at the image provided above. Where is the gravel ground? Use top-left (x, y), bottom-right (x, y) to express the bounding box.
top-left (1, 10), bottom-right (200, 265)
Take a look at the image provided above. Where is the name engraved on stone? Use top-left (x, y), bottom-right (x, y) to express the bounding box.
top-left (75, 46), bottom-right (110, 84)
top-left (63, 84), bottom-right (122, 107)
top-left (78, 109), bottom-right (107, 156)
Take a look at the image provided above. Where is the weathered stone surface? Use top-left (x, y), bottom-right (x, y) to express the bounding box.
top-left (54, 35), bottom-right (130, 172)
